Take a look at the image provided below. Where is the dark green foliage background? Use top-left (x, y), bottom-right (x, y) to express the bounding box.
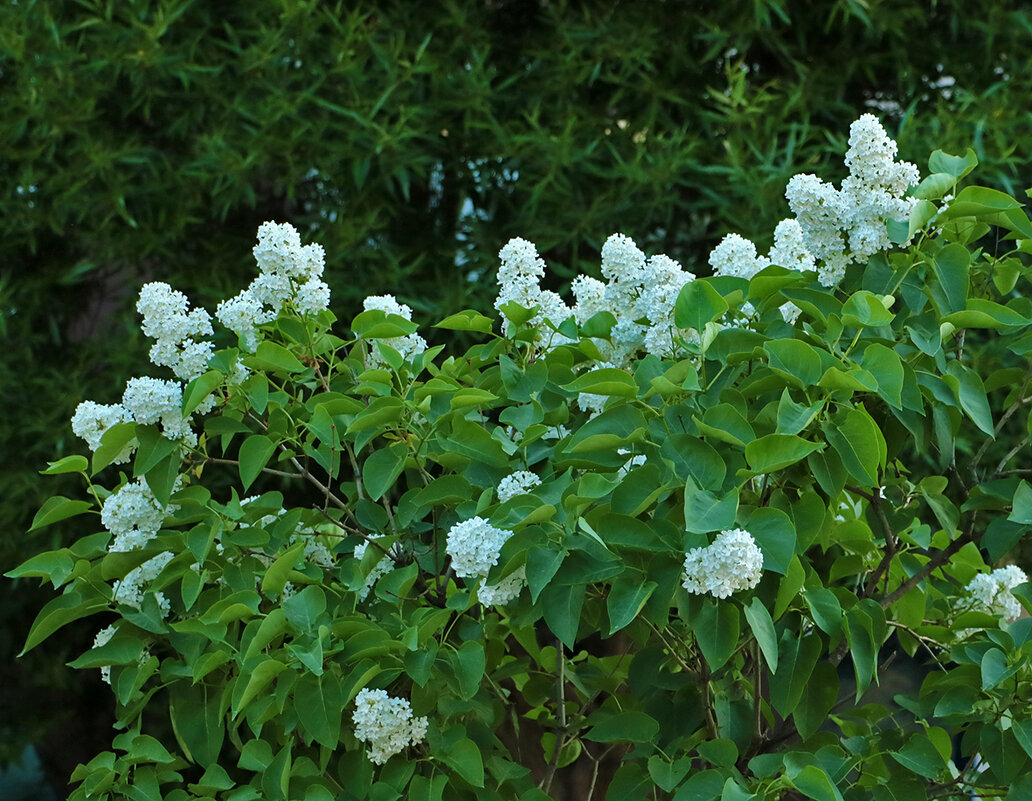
top-left (2, 0), bottom-right (1031, 790)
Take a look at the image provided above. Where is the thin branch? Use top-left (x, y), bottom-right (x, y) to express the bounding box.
top-left (880, 526), bottom-right (977, 609)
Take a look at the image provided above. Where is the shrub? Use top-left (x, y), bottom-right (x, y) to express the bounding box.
top-left (10, 115), bottom-right (1032, 800)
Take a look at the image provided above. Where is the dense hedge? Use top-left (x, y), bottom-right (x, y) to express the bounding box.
top-left (3, 0), bottom-right (1032, 790)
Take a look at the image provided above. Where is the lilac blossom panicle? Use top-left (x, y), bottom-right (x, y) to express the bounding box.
top-left (445, 517), bottom-right (513, 580)
top-left (352, 688), bottom-right (428, 764)
top-left (497, 471), bottom-right (542, 503)
top-left (682, 529), bottom-right (764, 598)
top-left (216, 222), bottom-right (331, 351)
top-left (963, 565), bottom-right (1028, 623)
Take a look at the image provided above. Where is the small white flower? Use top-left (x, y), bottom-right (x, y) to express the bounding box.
top-left (352, 688), bottom-right (428, 764)
top-left (497, 471), bottom-right (542, 503)
top-left (102, 477), bottom-right (179, 552)
top-left (779, 301), bottom-right (802, 325)
top-left (113, 551), bottom-right (175, 615)
top-left (445, 517), bottom-right (513, 580)
top-left (353, 539), bottom-right (395, 601)
top-left (478, 566), bottom-right (526, 607)
top-left (708, 233), bottom-right (770, 281)
top-left (963, 565), bottom-right (1028, 623)
top-left (71, 401), bottom-right (133, 460)
top-left (682, 528), bottom-right (764, 598)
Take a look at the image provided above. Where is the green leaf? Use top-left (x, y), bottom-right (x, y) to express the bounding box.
top-left (28, 496), bottom-right (93, 532)
top-left (232, 657), bottom-right (286, 717)
top-left (648, 756), bottom-right (691, 793)
top-left (526, 545), bottom-right (565, 602)
top-left (912, 173), bottom-right (956, 201)
top-left (793, 661), bottom-right (839, 741)
top-left (823, 407), bottom-right (883, 487)
top-left (745, 434), bottom-right (822, 475)
top-left (144, 450), bottom-right (181, 508)
top-left (945, 361), bottom-right (994, 436)
top-left (441, 737), bottom-right (484, 787)
top-left (134, 424), bottom-right (179, 477)
top-left (40, 455), bottom-right (89, 475)
top-left (789, 765), bottom-right (844, 801)
top-left (607, 578), bottom-right (658, 634)
top-left (452, 641), bottom-right (485, 700)
top-left (20, 590), bottom-right (107, 655)
top-left (929, 148), bottom-right (977, 179)
top-left (260, 542), bottom-right (305, 599)
top-left (673, 769), bottom-right (724, 801)
top-left (940, 184), bottom-right (1023, 219)
top-left (566, 368), bottom-right (638, 398)
top-left (250, 341), bottom-right (305, 373)
top-left (695, 404), bottom-right (755, 447)
top-left (1013, 719), bottom-right (1032, 760)
top-left (541, 582), bottom-right (584, 647)
top-left (770, 632), bottom-right (821, 717)
top-left (92, 422), bottom-right (137, 474)
top-left (362, 442), bottom-right (408, 501)
top-left (693, 601), bottom-right (740, 670)
top-left (5, 549), bottom-right (76, 588)
top-left (981, 648), bottom-right (1012, 690)
top-left (931, 243), bottom-right (970, 315)
top-left (720, 778), bottom-right (756, 801)
top-left (675, 280), bottom-right (729, 332)
top-left (775, 390), bottom-right (823, 436)
top-left (586, 711), bottom-right (660, 744)
top-left (351, 309), bottom-right (419, 338)
top-left (746, 507), bottom-right (795, 575)
top-left (283, 586), bottom-right (327, 633)
top-left (238, 434), bottom-right (277, 491)
top-left (764, 340), bottom-right (822, 388)
top-left (1009, 481), bottom-right (1032, 525)
top-left (889, 735), bottom-right (947, 780)
top-left (842, 290), bottom-right (894, 328)
top-left (844, 605), bottom-right (877, 698)
top-left (182, 370), bottom-right (222, 416)
top-left (859, 343), bottom-right (904, 409)
top-left (802, 588), bottom-right (843, 636)
top-left (295, 671), bottom-right (343, 748)
top-left (684, 479), bottom-right (739, 534)
top-left (434, 309), bottom-right (494, 334)
top-left (943, 298), bottom-right (1030, 330)
top-left (170, 683), bottom-right (225, 765)
top-left (744, 597), bottom-right (778, 672)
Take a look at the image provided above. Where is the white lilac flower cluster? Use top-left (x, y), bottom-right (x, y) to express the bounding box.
top-left (446, 516), bottom-right (526, 606)
top-left (785, 114), bottom-right (919, 287)
top-left (71, 401), bottom-right (133, 463)
top-left (445, 516), bottom-right (513, 579)
top-left (352, 688), bottom-right (428, 764)
top-left (102, 477), bottom-right (180, 552)
top-left (360, 295), bottom-right (428, 367)
top-left (496, 470), bottom-right (542, 503)
top-left (353, 538), bottom-right (396, 601)
top-left (216, 222), bottom-right (330, 351)
top-left (137, 282), bottom-right (214, 382)
top-left (71, 372), bottom-right (202, 457)
top-left (478, 565), bottom-right (527, 607)
top-left (113, 551), bottom-right (175, 616)
top-left (682, 528), bottom-right (764, 598)
top-left (495, 234), bottom-right (696, 364)
top-left (708, 220), bottom-right (813, 325)
top-left (494, 237), bottom-right (573, 342)
top-left (963, 565), bottom-right (1028, 623)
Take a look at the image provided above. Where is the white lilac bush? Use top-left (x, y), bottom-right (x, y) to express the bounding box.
top-left (10, 114), bottom-right (1032, 800)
